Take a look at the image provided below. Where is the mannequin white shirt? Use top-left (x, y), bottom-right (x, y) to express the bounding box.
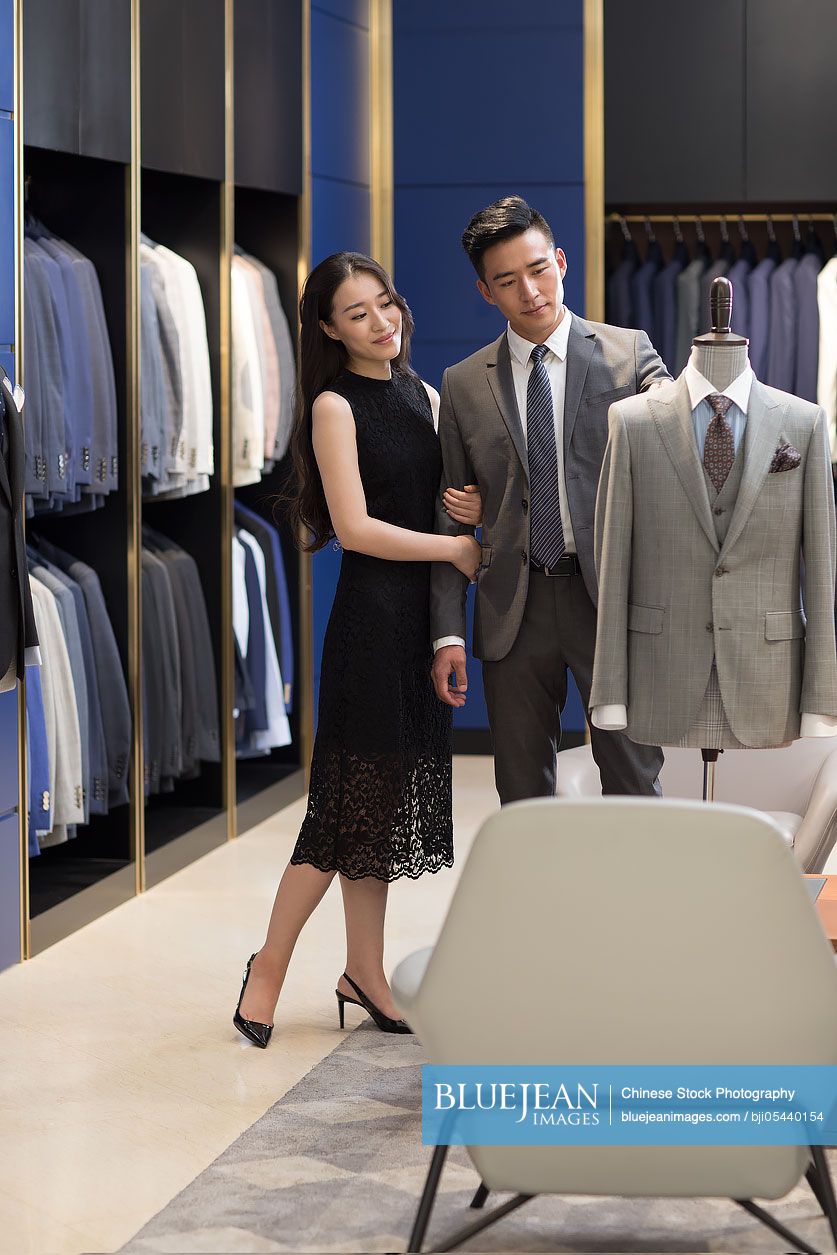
top-left (592, 352), bottom-right (837, 739)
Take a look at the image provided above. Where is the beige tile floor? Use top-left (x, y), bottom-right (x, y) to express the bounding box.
top-left (0, 756), bottom-right (498, 1255)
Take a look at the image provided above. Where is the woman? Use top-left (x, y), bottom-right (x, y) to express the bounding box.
top-left (233, 252), bottom-right (482, 1047)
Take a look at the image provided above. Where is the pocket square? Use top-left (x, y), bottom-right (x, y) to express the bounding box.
top-left (768, 441), bottom-right (802, 473)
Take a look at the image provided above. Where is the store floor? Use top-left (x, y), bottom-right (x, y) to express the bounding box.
top-left (0, 756), bottom-right (497, 1255)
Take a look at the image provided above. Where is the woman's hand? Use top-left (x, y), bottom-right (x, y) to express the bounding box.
top-left (451, 534), bottom-right (482, 581)
top-left (444, 484), bottom-right (482, 526)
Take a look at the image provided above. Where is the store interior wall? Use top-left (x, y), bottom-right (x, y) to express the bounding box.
top-left (310, 0), bottom-right (372, 718)
top-left (0, 0), bottom-right (19, 969)
top-left (392, 0), bottom-right (588, 748)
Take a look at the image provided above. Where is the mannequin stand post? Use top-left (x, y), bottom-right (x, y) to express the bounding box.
top-left (701, 748), bottom-right (721, 802)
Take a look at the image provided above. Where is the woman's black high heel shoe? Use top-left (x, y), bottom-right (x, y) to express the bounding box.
top-left (233, 953), bottom-right (273, 1048)
top-left (335, 971), bottom-right (412, 1034)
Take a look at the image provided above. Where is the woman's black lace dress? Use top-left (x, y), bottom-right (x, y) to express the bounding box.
top-left (291, 368), bottom-right (454, 881)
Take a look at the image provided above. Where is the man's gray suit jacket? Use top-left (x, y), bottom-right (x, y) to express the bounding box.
top-left (430, 315), bottom-right (670, 662)
top-left (590, 374), bottom-right (837, 747)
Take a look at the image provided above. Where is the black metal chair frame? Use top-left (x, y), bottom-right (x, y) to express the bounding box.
top-left (406, 1144), bottom-right (837, 1254)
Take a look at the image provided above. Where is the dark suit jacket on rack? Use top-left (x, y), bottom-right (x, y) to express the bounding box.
top-left (0, 366), bottom-right (39, 681)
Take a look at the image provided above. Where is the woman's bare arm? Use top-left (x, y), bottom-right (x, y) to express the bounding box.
top-left (312, 390), bottom-right (476, 569)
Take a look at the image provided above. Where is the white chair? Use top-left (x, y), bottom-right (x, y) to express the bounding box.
top-left (392, 798), bottom-right (837, 1253)
top-left (555, 740), bottom-right (837, 872)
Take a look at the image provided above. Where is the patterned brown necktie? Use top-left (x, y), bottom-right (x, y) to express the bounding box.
top-left (703, 393), bottom-right (735, 492)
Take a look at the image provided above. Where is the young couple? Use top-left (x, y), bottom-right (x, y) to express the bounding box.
top-left (233, 196), bottom-right (667, 1048)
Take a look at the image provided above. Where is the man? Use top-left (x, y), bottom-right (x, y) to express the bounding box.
top-left (430, 196), bottom-right (667, 803)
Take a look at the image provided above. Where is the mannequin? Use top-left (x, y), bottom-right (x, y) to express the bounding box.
top-left (589, 277), bottom-right (837, 754)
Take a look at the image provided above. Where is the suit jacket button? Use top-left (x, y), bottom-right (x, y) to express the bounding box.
top-left (713, 506), bottom-right (724, 516)
top-left (522, 499), bottom-right (528, 513)
top-left (706, 622), bottom-right (713, 632)
top-left (521, 551), bottom-right (528, 565)
top-left (715, 566), bottom-right (727, 577)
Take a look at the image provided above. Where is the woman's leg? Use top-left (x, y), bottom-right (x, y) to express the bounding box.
top-left (239, 861), bottom-right (336, 1024)
top-left (336, 875), bottom-right (401, 1020)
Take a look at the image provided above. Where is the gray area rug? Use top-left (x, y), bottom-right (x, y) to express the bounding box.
top-left (122, 1026), bottom-right (833, 1253)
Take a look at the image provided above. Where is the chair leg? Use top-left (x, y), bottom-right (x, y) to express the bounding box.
top-left (807, 1161), bottom-right (828, 1215)
top-left (435, 1193), bottom-right (534, 1253)
top-left (810, 1146), bottom-right (837, 1248)
top-left (734, 1198), bottom-right (819, 1255)
top-left (469, 1182), bottom-right (489, 1209)
top-left (407, 1145), bottom-right (448, 1253)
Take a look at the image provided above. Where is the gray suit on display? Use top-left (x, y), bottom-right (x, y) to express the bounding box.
top-left (431, 314), bottom-right (668, 802)
top-left (591, 375), bottom-right (837, 748)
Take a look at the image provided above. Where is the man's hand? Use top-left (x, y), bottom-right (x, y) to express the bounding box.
top-left (431, 644), bottom-right (468, 708)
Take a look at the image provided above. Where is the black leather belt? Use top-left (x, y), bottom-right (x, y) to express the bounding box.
top-left (530, 554), bottom-right (580, 576)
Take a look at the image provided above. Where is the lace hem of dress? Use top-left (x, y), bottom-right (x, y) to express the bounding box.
top-left (290, 747), bottom-right (453, 881)
top-left (288, 848), bottom-right (454, 883)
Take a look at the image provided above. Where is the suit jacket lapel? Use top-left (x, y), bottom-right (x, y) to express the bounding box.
top-left (648, 375), bottom-right (719, 553)
top-left (486, 332), bottom-right (529, 481)
top-left (719, 381), bottom-right (784, 559)
top-left (563, 315), bottom-right (596, 456)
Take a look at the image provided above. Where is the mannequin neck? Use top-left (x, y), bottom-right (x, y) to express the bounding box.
top-left (691, 343), bottom-right (749, 391)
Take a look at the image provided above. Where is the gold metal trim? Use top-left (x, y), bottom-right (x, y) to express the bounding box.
top-left (583, 0), bottom-right (605, 323)
top-left (13, 0), bottom-right (29, 960)
top-left (220, 0), bottom-right (236, 839)
top-left (298, 0), bottom-right (314, 784)
top-left (369, 0), bottom-right (393, 276)
top-left (128, 0), bottom-right (144, 891)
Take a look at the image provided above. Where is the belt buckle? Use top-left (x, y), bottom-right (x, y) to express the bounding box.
top-left (543, 555), bottom-right (575, 577)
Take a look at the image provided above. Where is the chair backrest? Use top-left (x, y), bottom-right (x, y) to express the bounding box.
top-left (557, 741), bottom-right (835, 816)
top-left (410, 799), bottom-right (837, 1196)
top-left (662, 742), bottom-right (833, 815)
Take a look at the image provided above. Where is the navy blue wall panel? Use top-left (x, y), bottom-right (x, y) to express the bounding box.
top-left (312, 0), bottom-right (369, 31)
top-left (0, 118), bottom-right (13, 345)
top-left (310, 8), bottom-right (369, 188)
top-left (0, 689), bottom-right (17, 816)
top-left (393, 0), bottom-right (587, 737)
top-left (0, 813), bottom-right (20, 970)
top-left (310, 2), bottom-right (371, 718)
top-left (311, 176), bottom-right (370, 266)
top-left (0, 0), bottom-right (12, 113)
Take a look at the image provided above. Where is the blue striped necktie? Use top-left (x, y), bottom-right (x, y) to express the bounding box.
top-left (527, 343), bottom-right (565, 567)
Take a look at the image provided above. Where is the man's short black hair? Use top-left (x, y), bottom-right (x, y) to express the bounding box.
top-left (461, 196), bottom-right (555, 281)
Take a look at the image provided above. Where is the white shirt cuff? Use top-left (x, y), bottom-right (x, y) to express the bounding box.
top-left (800, 713), bottom-right (837, 738)
top-left (24, 646), bottom-right (42, 667)
top-left (591, 704), bottom-right (627, 731)
top-left (433, 636), bottom-right (466, 653)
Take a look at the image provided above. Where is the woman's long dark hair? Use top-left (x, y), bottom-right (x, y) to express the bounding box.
top-left (283, 251), bottom-right (416, 552)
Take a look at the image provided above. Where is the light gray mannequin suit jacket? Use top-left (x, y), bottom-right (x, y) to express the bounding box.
top-left (590, 374), bottom-right (837, 747)
top-left (430, 315), bottom-right (670, 661)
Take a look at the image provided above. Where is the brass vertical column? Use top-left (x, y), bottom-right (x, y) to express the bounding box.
top-left (128, 0), bottom-right (145, 891)
top-left (369, 0), bottom-right (394, 276)
top-left (298, 0), bottom-right (314, 783)
top-left (220, 0), bottom-right (236, 838)
top-left (13, 0), bottom-right (28, 960)
top-left (583, 0), bottom-right (605, 323)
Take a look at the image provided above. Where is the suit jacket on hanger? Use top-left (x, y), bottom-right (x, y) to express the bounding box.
top-left (0, 367), bottom-right (40, 680)
top-left (817, 256), bottom-right (837, 459)
top-left (591, 374), bottom-right (837, 747)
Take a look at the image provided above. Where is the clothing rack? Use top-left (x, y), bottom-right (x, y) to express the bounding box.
top-left (4, 0), bottom-right (314, 965)
top-left (609, 214), bottom-right (837, 223)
